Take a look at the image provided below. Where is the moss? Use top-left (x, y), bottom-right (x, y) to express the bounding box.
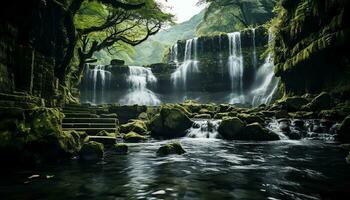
top-left (156, 142), bottom-right (186, 156)
top-left (218, 117), bottom-right (246, 140)
top-left (96, 130), bottom-right (116, 138)
top-left (237, 113), bottom-right (265, 124)
top-left (79, 141), bottom-right (104, 161)
top-left (123, 131), bottom-right (146, 143)
top-left (120, 119), bottom-right (148, 135)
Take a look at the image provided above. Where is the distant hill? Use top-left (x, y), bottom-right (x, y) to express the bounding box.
top-left (127, 10), bottom-right (205, 65)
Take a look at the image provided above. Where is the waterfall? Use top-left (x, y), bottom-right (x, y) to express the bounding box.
top-left (170, 43), bottom-right (178, 65)
top-left (171, 38), bottom-right (200, 90)
top-left (227, 32), bottom-right (245, 104)
top-left (83, 64), bottom-right (111, 105)
top-left (251, 30), bottom-right (278, 106)
top-left (252, 28), bottom-right (257, 69)
top-left (186, 119), bottom-right (221, 138)
top-left (120, 66), bottom-right (161, 106)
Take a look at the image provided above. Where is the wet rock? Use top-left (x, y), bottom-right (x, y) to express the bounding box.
top-left (120, 119), bottom-right (148, 135)
top-left (87, 136), bottom-right (116, 146)
top-left (150, 106), bottom-right (193, 138)
top-left (193, 114), bottom-right (212, 119)
top-left (293, 119), bottom-right (305, 130)
top-left (238, 113), bottom-right (265, 124)
top-left (278, 119), bottom-right (291, 133)
top-left (337, 116), bottom-right (350, 143)
top-left (275, 110), bottom-right (290, 119)
top-left (156, 142), bottom-right (186, 156)
top-left (96, 130), bottom-right (117, 137)
top-left (218, 117), bottom-right (246, 139)
top-left (123, 131), bottom-right (147, 143)
top-left (79, 141), bottom-right (104, 161)
top-left (114, 143), bottom-right (128, 155)
top-left (237, 123), bottom-right (280, 141)
top-left (285, 131), bottom-right (302, 140)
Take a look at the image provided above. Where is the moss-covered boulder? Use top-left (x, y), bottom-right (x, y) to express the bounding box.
top-left (156, 142), bottom-right (186, 156)
top-left (218, 117), bottom-right (246, 139)
top-left (149, 106), bottom-right (193, 138)
top-left (114, 143), bottom-right (128, 155)
top-left (120, 120), bottom-right (148, 135)
top-left (193, 113), bottom-right (212, 119)
top-left (237, 113), bottom-right (265, 124)
top-left (123, 131), bottom-right (147, 143)
top-left (337, 116), bottom-right (350, 143)
top-left (79, 141), bottom-right (104, 161)
top-left (236, 123), bottom-right (280, 141)
top-left (96, 130), bottom-right (117, 138)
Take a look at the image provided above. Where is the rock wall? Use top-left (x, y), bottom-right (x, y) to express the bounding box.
top-left (273, 0), bottom-right (350, 97)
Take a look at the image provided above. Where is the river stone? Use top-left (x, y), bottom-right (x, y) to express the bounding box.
top-left (156, 142), bottom-right (186, 156)
top-left (150, 106), bottom-right (193, 138)
top-left (123, 131), bottom-right (147, 143)
top-left (120, 119), bottom-right (148, 135)
top-left (337, 116), bottom-right (350, 143)
top-left (236, 123), bottom-right (280, 141)
top-left (79, 141), bottom-right (104, 161)
top-left (218, 117), bottom-right (246, 139)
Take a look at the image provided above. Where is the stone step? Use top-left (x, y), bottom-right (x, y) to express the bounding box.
top-left (87, 136), bottom-right (116, 146)
top-left (63, 118), bottom-right (118, 124)
top-left (63, 110), bottom-right (94, 114)
top-left (0, 92), bottom-right (42, 104)
top-left (63, 113), bottom-right (99, 118)
top-left (62, 123), bottom-right (117, 128)
top-left (0, 100), bottom-right (37, 109)
top-left (62, 128), bottom-right (117, 135)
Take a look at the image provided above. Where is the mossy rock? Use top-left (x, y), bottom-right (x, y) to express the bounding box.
top-left (123, 131), bottom-right (147, 143)
top-left (120, 120), bottom-right (148, 135)
top-left (218, 117), bottom-right (246, 140)
top-left (237, 113), bottom-right (265, 124)
top-left (79, 141), bottom-right (104, 161)
top-left (235, 123), bottom-right (280, 141)
top-left (138, 112), bottom-right (149, 121)
top-left (156, 142), bottom-right (186, 156)
top-left (278, 96), bottom-right (309, 111)
top-left (114, 143), bottom-right (128, 155)
top-left (96, 130), bottom-right (117, 138)
top-left (337, 116), bottom-right (350, 143)
top-left (149, 106), bottom-right (193, 138)
top-left (193, 114), bottom-right (212, 119)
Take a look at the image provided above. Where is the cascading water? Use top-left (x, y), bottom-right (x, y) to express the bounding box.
top-left (227, 32), bottom-right (245, 104)
top-left (120, 66), bottom-right (161, 106)
top-left (83, 64), bottom-right (111, 104)
top-left (171, 38), bottom-right (200, 89)
top-left (252, 28), bottom-right (257, 69)
top-left (170, 43), bottom-right (178, 65)
top-left (251, 30), bottom-right (278, 106)
top-left (186, 119), bottom-right (221, 138)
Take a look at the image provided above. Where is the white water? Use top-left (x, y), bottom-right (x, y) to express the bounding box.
top-left (170, 43), bottom-right (178, 65)
top-left (171, 38), bottom-right (200, 90)
top-left (186, 119), bottom-right (221, 138)
top-left (120, 66), bottom-right (161, 106)
top-left (251, 30), bottom-right (278, 106)
top-left (84, 64), bottom-right (111, 104)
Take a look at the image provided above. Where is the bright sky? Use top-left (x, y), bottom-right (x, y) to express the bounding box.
top-left (155, 0), bottom-right (206, 23)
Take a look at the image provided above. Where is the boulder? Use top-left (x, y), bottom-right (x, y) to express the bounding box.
top-left (110, 59), bottom-right (125, 66)
top-left (150, 106), bottom-right (193, 138)
top-left (114, 143), bottom-right (128, 155)
top-left (156, 142), bottom-right (186, 156)
top-left (96, 130), bottom-right (117, 137)
top-left (120, 119), bottom-right (148, 135)
top-left (236, 123), bottom-right (280, 141)
top-left (87, 136), bottom-right (116, 146)
top-left (303, 92), bottom-right (332, 111)
top-left (123, 131), bottom-right (147, 143)
top-left (193, 113), bottom-right (212, 119)
top-left (79, 141), bottom-right (104, 161)
top-left (238, 113), bottom-right (265, 124)
top-left (337, 116), bottom-right (350, 143)
top-left (218, 117), bottom-right (246, 139)
top-left (278, 96), bottom-right (309, 111)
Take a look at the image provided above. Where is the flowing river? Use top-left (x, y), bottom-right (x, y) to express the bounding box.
top-left (1, 139), bottom-right (349, 200)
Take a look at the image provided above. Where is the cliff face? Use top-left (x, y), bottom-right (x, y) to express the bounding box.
top-left (273, 0), bottom-right (350, 97)
top-left (0, 0), bottom-right (70, 106)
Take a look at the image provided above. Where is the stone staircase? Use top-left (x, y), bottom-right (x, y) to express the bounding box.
top-left (62, 104), bottom-right (119, 135)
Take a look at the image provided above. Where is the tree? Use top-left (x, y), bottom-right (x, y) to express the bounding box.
top-left (198, 0), bottom-right (275, 33)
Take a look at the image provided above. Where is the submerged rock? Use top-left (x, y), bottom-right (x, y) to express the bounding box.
top-left (79, 141), bottom-right (104, 161)
top-left (114, 143), bottom-right (128, 155)
top-left (150, 106), bottom-right (193, 138)
top-left (123, 131), bottom-right (147, 142)
top-left (218, 117), bottom-right (246, 139)
top-left (156, 142), bottom-right (186, 156)
top-left (337, 116), bottom-right (350, 143)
